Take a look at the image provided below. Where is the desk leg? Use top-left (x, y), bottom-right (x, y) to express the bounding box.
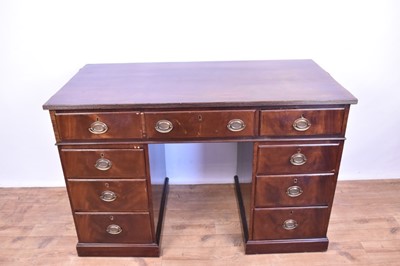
top-left (156, 177), bottom-right (169, 245)
top-left (234, 175), bottom-right (249, 242)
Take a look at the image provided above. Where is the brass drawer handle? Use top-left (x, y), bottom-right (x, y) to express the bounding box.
top-left (283, 219), bottom-right (298, 230)
top-left (100, 190), bottom-right (117, 202)
top-left (155, 120), bottom-right (173, 133)
top-left (95, 158), bottom-right (112, 171)
top-left (286, 186), bottom-right (303, 197)
top-left (227, 119), bottom-right (246, 132)
top-left (106, 224), bottom-right (122, 235)
top-left (293, 116), bottom-right (311, 131)
top-left (89, 121), bottom-right (108, 134)
top-left (290, 151), bottom-right (307, 166)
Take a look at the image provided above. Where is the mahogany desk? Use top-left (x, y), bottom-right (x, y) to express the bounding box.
top-left (43, 60), bottom-right (357, 256)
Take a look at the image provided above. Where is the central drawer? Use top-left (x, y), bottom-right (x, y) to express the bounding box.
top-left (74, 212), bottom-right (154, 243)
top-left (144, 110), bottom-right (257, 139)
top-left (60, 148), bottom-right (147, 179)
top-left (68, 179), bottom-right (149, 212)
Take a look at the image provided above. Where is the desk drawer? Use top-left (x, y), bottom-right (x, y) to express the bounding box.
top-left (256, 142), bottom-right (341, 175)
top-left (254, 173), bottom-right (336, 207)
top-left (60, 148), bottom-right (147, 179)
top-left (74, 213), bottom-right (153, 243)
top-left (260, 108), bottom-right (345, 136)
top-left (144, 110), bottom-right (256, 139)
top-left (252, 207), bottom-right (329, 240)
top-left (68, 180), bottom-right (149, 212)
top-left (55, 111), bottom-right (142, 140)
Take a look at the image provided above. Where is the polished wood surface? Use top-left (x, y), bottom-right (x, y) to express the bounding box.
top-left (42, 60), bottom-right (357, 110)
top-left (252, 207), bottom-right (330, 240)
top-left (256, 141), bottom-right (342, 174)
top-left (1, 180), bottom-right (399, 265)
top-left (260, 107), bottom-right (346, 136)
top-left (60, 147), bottom-right (147, 179)
top-left (254, 173), bottom-right (336, 207)
top-left (55, 111), bottom-right (142, 140)
top-left (144, 109), bottom-right (257, 139)
top-left (74, 212), bottom-right (153, 243)
top-left (68, 179), bottom-right (149, 211)
top-left (43, 60), bottom-right (357, 256)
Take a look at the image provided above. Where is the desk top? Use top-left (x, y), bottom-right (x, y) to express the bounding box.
top-left (43, 60), bottom-right (357, 110)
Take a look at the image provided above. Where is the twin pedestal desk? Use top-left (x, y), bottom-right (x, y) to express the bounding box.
top-left (43, 60), bottom-right (357, 257)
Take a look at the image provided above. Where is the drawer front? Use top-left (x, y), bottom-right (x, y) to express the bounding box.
top-left (256, 142), bottom-right (341, 175)
top-left (144, 110), bottom-right (256, 139)
top-left (68, 180), bottom-right (149, 212)
top-left (74, 213), bottom-right (153, 243)
top-left (252, 207), bottom-right (330, 240)
top-left (254, 173), bottom-right (336, 207)
top-left (60, 148), bottom-right (147, 178)
top-left (260, 108), bottom-right (345, 136)
top-left (55, 111), bottom-right (142, 140)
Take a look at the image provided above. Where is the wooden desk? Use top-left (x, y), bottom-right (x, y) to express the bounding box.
top-left (43, 60), bottom-right (357, 257)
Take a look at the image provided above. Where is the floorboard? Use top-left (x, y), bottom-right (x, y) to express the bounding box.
top-left (0, 179), bottom-right (399, 265)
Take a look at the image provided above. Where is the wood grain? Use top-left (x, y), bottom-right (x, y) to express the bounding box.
top-left (42, 60), bottom-right (358, 110)
top-left (1, 180), bottom-right (399, 265)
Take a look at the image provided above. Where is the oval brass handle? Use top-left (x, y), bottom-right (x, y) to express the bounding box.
top-left (290, 151), bottom-right (307, 166)
top-left (286, 186), bottom-right (303, 197)
top-left (283, 219), bottom-right (298, 230)
top-left (106, 224), bottom-right (122, 235)
top-left (89, 121), bottom-right (108, 134)
top-left (227, 119), bottom-right (246, 132)
top-left (293, 116), bottom-right (311, 131)
top-left (155, 120), bottom-right (173, 133)
top-left (95, 158), bottom-right (112, 171)
top-left (100, 190), bottom-right (117, 202)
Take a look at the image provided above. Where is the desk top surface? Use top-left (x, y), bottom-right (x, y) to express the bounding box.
top-left (43, 60), bottom-right (357, 110)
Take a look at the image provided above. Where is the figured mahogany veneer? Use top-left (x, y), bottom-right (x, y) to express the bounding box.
top-left (256, 141), bottom-right (342, 175)
top-left (74, 212), bottom-right (154, 243)
top-left (43, 60), bottom-right (357, 257)
top-left (60, 148), bottom-right (147, 179)
top-left (252, 207), bottom-right (330, 240)
top-left (144, 110), bottom-right (257, 139)
top-left (254, 173), bottom-right (336, 207)
top-left (55, 111), bottom-right (142, 140)
top-left (260, 108), bottom-right (346, 136)
top-left (68, 180), bottom-right (149, 212)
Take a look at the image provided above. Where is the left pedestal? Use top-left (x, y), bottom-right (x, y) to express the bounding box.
top-left (49, 111), bottom-right (168, 257)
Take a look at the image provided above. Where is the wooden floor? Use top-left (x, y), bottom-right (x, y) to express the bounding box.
top-left (0, 179), bottom-right (399, 266)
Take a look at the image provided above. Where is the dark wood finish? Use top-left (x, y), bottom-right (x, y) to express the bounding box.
top-left (234, 175), bottom-right (249, 242)
top-left (254, 173), bottom-right (336, 207)
top-left (42, 60), bottom-right (357, 110)
top-left (74, 212), bottom-right (153, 243)
top-left (252, 206), bottom-right (330, 240)
top-left (60, 147), bottom-right (147, 179)
top-left (68, 179), bottom-right (149, 211)
top-left (256, 141), bottom-right (342, 175)
top-left (55, 111), bottom-right (143, 140)
top-left (155, 178), bottom-right (169, 245)
top-left (76, 243), bottom-right (160, 257)
top-left (43, 60), bottom-right (357, 257)
top-left (144, 110), bottom-right (257, 139)
top-left (49, 111), bottom-right (61, 142)
top-left (245, 238), bottom-right (329, 254)
top-left (260, 108), bottom-right (346, 136)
